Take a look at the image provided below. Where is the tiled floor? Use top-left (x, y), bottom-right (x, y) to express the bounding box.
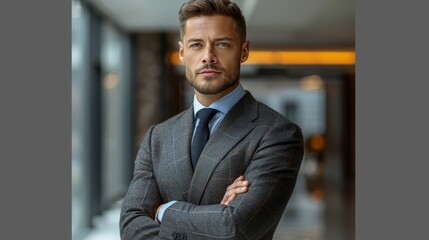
top-left (81, 173), bottom-right (354, 240)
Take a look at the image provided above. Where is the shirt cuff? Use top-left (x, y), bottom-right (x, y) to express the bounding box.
top-left (157, 200), bottom-right (178, 222)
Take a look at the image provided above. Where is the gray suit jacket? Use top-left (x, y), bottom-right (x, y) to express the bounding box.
top-left (120, 91), bottom-right (304, 240)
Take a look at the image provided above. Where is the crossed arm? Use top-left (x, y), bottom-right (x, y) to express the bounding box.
top-left (155, 176), bottom-right (250, 221)
top-left (120, 121), bottom-right (303, 239)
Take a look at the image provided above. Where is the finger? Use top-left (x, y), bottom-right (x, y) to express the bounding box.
top-left (224, 193), bottom-right (237, 206)
top-left (222, 185), bottom-right (248, 205)
top-left (222, 177), bottom-right (250, 205)
top-left (221, 195), bottom-right (229, 205)
top-left (233, 175), bottom-right (244, 183)
top-left (221, 189), bottom-right (237, 204)
top-left (226, 176), bottom-right (244, 191)
top-left (223, 184), bottom-right (249, 205)
top-left (225, 185), bottom-right (249, 199)
top-left (236, 185), bottom-right (249, 194)
top-left (241, 180), bottom-right (250, 187)
top-left (226, 179), bottom-right (249, 191)
top-left (228, 193), bottom-right (236, 202)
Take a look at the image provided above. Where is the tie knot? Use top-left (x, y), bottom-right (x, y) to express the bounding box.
top-left (197, 108), bottom-right (217, 124)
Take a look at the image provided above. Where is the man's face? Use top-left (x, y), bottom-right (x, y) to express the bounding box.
top-left (179, 15), bottom-right (249, 97)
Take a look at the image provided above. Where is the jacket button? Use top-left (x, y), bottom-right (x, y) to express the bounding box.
top-left (172, 232), bottom-right (187, 240)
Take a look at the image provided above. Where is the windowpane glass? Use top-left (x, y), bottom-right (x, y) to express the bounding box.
top-left (72, 0), bottom-right (90, 238)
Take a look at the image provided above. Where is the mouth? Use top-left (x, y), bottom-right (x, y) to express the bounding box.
top-left (198, 69), bottom-right (221, 76)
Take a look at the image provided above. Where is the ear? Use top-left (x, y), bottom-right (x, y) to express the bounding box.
top-left (240, 40), bottom-right (250, 63)
top-left (178, 41), bottom-right (185, 63)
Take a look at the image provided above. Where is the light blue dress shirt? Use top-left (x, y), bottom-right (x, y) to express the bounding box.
top-left (157, 84), bottom-right (246, 222)
top-left (192, 83), bottom-right (246, 139)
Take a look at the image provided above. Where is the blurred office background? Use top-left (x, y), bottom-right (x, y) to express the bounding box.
top-left (72, 0), bottom-right (355, 239)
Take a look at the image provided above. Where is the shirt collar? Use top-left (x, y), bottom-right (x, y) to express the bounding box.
top-left (193, 83), bottom-right (245, 117)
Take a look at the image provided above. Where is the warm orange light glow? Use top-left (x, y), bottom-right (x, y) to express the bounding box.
top-left (300, 75), bottom-right (324, 91)
top-left (311, 189), bottom-right (325, 203)
top-left (169, 50), bottom-right (355, 65)
top-left (309, 135), bottom-right (326, 152)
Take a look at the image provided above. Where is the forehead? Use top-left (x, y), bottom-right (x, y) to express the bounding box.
top-left (183, 15), bottom-right (238, 40)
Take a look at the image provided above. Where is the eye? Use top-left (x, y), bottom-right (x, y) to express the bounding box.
top-left (189, 43), bottom-right (203, 48)
top-left (216, 42), bottom-right (231, 48)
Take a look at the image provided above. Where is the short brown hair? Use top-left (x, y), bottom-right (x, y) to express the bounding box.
top-left (178, 0), bottom-right (247, 43)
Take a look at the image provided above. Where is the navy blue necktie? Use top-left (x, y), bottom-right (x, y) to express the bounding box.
top-left (191, 108), bottom-right (217, 169)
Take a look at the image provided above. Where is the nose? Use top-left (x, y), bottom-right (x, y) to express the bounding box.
top-left (202, 46), bottom-right (217, 64)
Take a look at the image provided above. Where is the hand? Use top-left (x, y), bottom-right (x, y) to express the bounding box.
top-left (220, 175), bottom-right (250, 205)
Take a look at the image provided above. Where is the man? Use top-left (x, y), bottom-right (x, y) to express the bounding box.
top-left (120, 0), bottom-right (303, 239)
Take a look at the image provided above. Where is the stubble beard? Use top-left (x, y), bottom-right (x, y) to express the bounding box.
top-left (186, 64), bottom-right (240, 95)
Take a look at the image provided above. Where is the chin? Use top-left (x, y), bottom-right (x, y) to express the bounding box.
top-left (195, 86), bottom-right (222, 95)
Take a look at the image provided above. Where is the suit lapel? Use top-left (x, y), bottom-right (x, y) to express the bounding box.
top-left (188, 92), bottom-right (259, 204)
top-left (171, 107), bottom-right (195, 199)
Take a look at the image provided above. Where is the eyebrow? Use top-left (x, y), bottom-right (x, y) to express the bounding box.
top-left (213, 37), bottom-right (233, 42)
top-left (186, 38), bottom-right (203, 43)
top-left (186, 37), bottom-right (234, 44)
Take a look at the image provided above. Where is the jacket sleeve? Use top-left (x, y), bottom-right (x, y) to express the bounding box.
top-left (119, 125), bottom-right (163, 240)
top-left (158, 121), bottom-right (304, 239)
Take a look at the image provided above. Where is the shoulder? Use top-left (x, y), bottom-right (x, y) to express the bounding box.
top-left (152, 107), bottom-right (191, 129)
top-left (137, 108), bottom-right (192, 147)
top-left (243, 94), bottom-right (302, 141)
top-left (145, 107), bottom-right (192, 136)
top-left (243, 92), bottom-right (296, 126)
top-left (258, 101), bottom-right (301, 130)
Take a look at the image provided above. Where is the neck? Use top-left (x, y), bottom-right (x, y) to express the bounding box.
top-left (195, 82), bottom-right (239, 107)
